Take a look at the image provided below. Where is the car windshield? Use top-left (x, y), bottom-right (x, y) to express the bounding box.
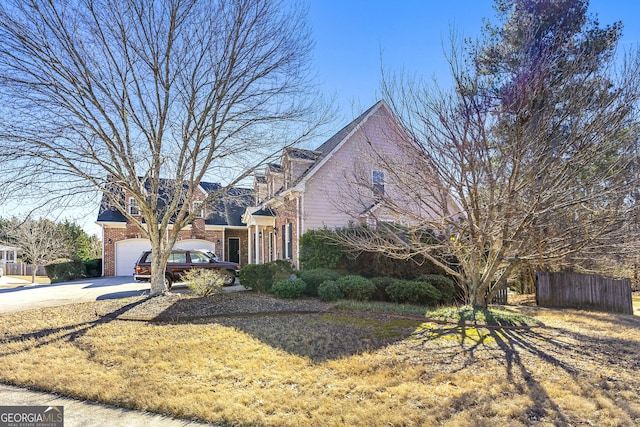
top-left (195, 249), bottom-right (218, 261)
top-left (189, 251), bottom-right (211, 264)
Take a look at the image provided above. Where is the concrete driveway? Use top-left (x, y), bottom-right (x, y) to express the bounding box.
top-left (0, 276), bottom-right (150, 314)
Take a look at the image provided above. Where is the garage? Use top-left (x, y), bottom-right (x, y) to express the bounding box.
top-left (115, 239), bottom-right (151, 276)
top-left (114, 239), bottom-right (216, 276)
top-left (173, 239), bottom-right (215, 252)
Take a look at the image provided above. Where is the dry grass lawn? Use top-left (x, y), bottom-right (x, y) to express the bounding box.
top-left (0, 294), bottom-right (639, 426)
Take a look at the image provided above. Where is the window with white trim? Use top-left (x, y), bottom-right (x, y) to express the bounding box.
top-left (129, 197), bottom-right (140, 216)
top-left (372, 170), bottom-right (385, 197)
top-left (192, 201), bottom-right (204, 218)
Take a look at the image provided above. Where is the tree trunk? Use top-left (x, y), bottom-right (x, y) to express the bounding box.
top-left (149, 237), bottom-right (169, 297)
top-left (464, 280), bottom-right (490, 308)
top-left (149, 258), bottom-right (166, 296)
top-left (471, 287), bottom-right (488, 308)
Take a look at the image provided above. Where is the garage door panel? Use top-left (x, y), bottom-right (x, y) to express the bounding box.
top-left (115, 239), bottom-right (151, 276)
top-left (115, 239), bottom-right (216, 276)
top-left (174, 239), bottom-right (215, 252)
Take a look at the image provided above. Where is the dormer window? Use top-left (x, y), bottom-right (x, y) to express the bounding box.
top-left (373, 170), bottom-right (385, 197)
top-left (129, 197), bottom-right (140, 216)
top-left (193, 201), bottom-right (204, 218)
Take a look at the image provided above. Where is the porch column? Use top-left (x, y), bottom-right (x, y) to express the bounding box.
top-left (254, 226), bottom-right (260, 264)
top-left (221, 228), bottom-right (226, 260)
top-left (247, 226), bottom-right (253, 265)
top-left (260, 227), bottom-right (264, 263)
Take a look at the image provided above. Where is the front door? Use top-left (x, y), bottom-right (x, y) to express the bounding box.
top-left (228, 238), bottom-right (240, 264)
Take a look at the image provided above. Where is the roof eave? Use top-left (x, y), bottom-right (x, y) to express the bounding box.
top-left (297, 101), bottom-right (388, 188)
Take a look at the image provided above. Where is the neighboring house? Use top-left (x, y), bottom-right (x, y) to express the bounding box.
top-left (97, 180), bottom-right (253, 277)
top-left (0, 245), bottom-right (19, 267)
top-left (243, 100), bottom-right (450, 268)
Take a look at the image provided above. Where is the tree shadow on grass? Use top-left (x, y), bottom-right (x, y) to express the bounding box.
top-left (197, 312), bottom-right (424, 362)
top-left (150, 293), bottom-right (424, 362)
top-left (0, 299), bottom-right (148, 358)
top-left (412, 308), bottom-right (640, 425)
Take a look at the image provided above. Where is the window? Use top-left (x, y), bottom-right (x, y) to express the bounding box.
top-left (281, 224), bottom-right (286, 259)
top-left (287, 223), bottom-right (293, 259)
top-left (189, 251), bottom-right (209, 263)
top-left (192, 201), bottom-right (204, 218)
top-left (129, 197), bottom-right (140, 216)
top-left (372, 171), bottom-right (385, 197)
top-left (167, 251), bottom-right (187, 263)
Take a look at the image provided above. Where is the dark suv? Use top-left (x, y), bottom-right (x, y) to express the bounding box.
top-left (134, 249), bottom-right (240, 289)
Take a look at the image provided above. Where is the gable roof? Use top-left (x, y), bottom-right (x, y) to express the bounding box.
top-left (266, 163), bottom-right (283, 173)
top-left (96, 179), bottom-right (253, 227)
top-left (283, 147), bottom-right (321, 162)
top-left (283, 100), bottom-right (388, 192)
top-left (315, 101), bottom-right (382, 157)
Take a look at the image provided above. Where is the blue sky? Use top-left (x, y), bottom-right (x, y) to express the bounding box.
top-left (3, 0), bottom-right (640, 237)
top-left (308, 0), bottom-right (640, 123)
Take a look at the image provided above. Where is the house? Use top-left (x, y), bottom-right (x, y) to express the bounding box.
top-left (0, 245), bottom-right (19, 268)
top-left (97, 100), bottom-right (447, 276)
top-left (96, 180), bottom-right (253, 277)
top-left (242, 100), bottom-right (446, 268)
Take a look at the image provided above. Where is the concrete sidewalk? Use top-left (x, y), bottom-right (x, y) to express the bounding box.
top-left (0, 383), bottom-right (217, 426)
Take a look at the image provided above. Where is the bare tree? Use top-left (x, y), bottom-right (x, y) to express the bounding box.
top-left (2, 218), bottom-right (70, 283)
top-left (0, 0), bottom-right (330, 295)
top-left (335, 0), bottom-right (640, 306)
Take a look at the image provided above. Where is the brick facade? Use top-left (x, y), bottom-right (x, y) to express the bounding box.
top-left (100, 183), bottom-right (251, 276)
top-left (102, 219), bottom-right (249, 276)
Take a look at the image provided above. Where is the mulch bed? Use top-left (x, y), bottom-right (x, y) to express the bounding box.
top-left (113, 291), bottom-right (334, 322)
top-left (110, 290), bottom-right (542, 330)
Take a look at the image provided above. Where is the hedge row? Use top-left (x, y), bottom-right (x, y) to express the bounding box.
top-left (300, 229), bottom-right (446, 279)
top-left (239, 263), bottom-right (455, 306)
top-left (45, 258), bottom-right (102, 283)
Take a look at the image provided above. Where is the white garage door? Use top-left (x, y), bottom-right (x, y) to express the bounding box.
top-left (115, 239), bottom-right (152, 276)
top-left (173, 239), bottom-right (215, 252)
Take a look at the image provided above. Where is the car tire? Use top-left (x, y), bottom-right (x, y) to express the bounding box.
top-left (223, 270), bottom-right (236, 286)
top-left (164, 274), bottom-right (173, 291)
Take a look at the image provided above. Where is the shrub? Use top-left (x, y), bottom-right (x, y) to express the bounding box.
top-left (238, 261), bottom-right (297, 292)
top-left (238, 264), bottom-right (275, 292)
top-left (385, 279), bottom-right (441, 306)
top-left (45, 260), bottom-right (86, 283)
top-left (271, 278), bottom-right (307, 299)
top-left (271, 259), bottom-right (295, 271)
top-left (183, 269), bottom-right (225, 297)
top-left (299, 229), bottom-right (345, 269)
top-left (345, 252), bottom-right (445, 279)
top-left (298, 268), bottom-right (340, 296)
top-left (370, 277), bottom-right (394, 301)
top-left (84, 258), bottom-right (102, 278)
top-left (337, 275), bottom-right (376, 301)
top-left (415, 274), bottom-right (455, 303)
top-left (318, 280), bottom-right (344, 301)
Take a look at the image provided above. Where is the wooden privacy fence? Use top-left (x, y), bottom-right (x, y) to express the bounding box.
top-left (488, 281), bottom-right (508, 305)
top-left (0, 262), bottom-right (46, 277)
top-left (536, 271), bottom-right (632, 315)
